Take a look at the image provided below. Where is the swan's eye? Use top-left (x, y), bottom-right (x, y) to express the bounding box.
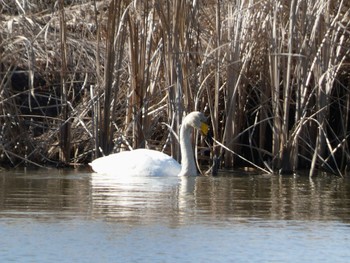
top-left (200, 122), bottom-right (209, 136)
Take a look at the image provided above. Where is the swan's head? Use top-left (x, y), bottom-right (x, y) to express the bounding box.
top-left (184, 111), bottom-right (209, 136)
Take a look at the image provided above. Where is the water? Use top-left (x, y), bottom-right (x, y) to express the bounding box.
top-left (0, 169), bottom-right (350, 262)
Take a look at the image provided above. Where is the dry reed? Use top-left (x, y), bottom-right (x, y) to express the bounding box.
top-left (0, 0), bottom-right (349, 176)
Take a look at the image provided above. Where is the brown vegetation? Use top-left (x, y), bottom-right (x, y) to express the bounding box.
top-left (0, 0), bottom-right (349, 176)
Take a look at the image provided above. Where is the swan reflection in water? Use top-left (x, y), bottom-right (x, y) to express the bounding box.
top-left (90, 172), bottom-right (202, 224)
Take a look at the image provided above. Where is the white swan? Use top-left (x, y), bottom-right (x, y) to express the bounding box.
top-left (89, 111), bottom-right (208, 176)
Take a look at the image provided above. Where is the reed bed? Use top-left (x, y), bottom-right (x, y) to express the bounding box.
top-left (0, 0), bottom-right (349, 176)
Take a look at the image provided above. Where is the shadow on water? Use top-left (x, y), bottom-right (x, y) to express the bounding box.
top-left (0, 168), bottom-right (349, 224)
top-left (0, 169), bottom-right (91, 219)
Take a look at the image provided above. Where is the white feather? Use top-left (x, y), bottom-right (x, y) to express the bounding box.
top-left (89, 112), bottom-right (207, 177)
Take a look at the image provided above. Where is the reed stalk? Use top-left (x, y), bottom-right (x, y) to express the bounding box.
top-left (100, 0), bottom-right (118, 156)
top-left (58, 0), bottom-right (71, 164)
top-left (127, 1), bottom-right (152, 149)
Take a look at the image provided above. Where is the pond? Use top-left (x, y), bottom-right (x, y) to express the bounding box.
top-left (0, 168), bottom-right (349, 262)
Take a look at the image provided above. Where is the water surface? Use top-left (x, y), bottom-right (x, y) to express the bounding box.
top-left (0, 169), bottom-right (349, 262)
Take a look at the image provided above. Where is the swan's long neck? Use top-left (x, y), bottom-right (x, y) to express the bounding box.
top-left (178, 122), bottom-right (197, 176)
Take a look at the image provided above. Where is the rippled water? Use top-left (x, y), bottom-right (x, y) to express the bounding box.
top-left (0, 168), bottom-right (350, 262)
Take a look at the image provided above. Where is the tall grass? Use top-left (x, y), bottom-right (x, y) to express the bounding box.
top-left (0, 0), bottom-right (349, 175)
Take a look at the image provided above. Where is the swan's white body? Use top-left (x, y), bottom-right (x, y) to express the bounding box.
top-left (89, 111), bottom-right (208, 177)
top-left (90, 149), bottom-right (181, 176)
